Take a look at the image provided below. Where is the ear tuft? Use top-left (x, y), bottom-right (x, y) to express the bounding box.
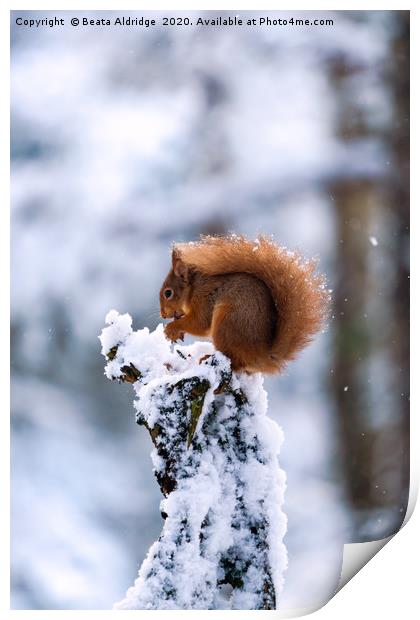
top-left (172, 247), bottom-right (189, 283)
top-left (171, 246), bottom-right (181, 267)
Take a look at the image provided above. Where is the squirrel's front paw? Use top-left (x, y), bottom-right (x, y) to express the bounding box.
top-left (164, 322), bottom-right (185, 343)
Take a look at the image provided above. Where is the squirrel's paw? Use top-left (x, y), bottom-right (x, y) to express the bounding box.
top-left (164, 322), bottom-right (185, 343)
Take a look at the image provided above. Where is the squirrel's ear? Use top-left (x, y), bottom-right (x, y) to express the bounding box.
top-left (171, 246), bottom-right (180, 267)
top-left (172, 248), bottom-right (189, 283)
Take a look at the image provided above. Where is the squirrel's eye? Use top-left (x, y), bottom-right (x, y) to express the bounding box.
top-left (164, 289), bottom-right (173, 300)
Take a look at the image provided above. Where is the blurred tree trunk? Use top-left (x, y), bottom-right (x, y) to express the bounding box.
top-left (327, 11), bottom-right (409, 539)
top-left (329, 177), bottom-right (377, 519)
top-left (386, 10), bottom-right (410, 515)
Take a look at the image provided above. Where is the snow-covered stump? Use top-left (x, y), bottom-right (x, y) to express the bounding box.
top-left (99, 311), bottom-right (287, 610)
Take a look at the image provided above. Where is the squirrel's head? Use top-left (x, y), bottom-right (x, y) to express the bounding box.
top-left (160, 248), bottom-right (192, 320)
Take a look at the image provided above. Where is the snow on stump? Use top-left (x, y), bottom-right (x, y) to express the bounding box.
top-left (99, 310), bottom-right (288, 610)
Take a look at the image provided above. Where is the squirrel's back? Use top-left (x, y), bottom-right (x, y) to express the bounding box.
top-left (175, 234), bottom-right (330, 374)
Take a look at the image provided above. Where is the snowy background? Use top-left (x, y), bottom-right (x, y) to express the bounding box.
top-left (11, 10), bottom-right (409, 611)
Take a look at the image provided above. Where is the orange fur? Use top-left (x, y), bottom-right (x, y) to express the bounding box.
top-left (160, 234), bottom-right (330, 374)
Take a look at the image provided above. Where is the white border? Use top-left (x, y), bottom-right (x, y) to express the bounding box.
top-left (3, 2), bottom-right (416, 619)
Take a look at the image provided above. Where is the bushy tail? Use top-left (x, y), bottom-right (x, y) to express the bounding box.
top-left (176, 234), bottom-right (331, 373)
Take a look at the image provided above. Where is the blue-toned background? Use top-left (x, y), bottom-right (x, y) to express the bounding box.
top-left (11, 10), bottom-right (409, 611)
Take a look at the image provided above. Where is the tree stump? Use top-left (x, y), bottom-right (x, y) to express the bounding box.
top-left (100, 310), bottom-right (287, 610)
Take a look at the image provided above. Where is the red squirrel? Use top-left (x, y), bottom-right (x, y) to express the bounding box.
top-left (159, 234), bottom-right (330, 374)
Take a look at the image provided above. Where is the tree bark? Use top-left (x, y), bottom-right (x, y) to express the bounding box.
top-left (100, 312), bottom-right (287, 610)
